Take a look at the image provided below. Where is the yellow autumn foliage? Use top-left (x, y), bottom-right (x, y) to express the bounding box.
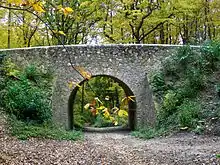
top-left (118, 109), bottom-right (128, 117)
top-left (68, 81), bottom-right (81, 89)
top-left (32, 2), bottom-right (45, 13)
top-left (58, 6), bottom-right (74, 16)
top-left (75, 67), bottom-right (92, 80)
top-left (7, 0), bottom-right (22, 5)
top-left (58, 31), bottom-right (66, 36)
top-left (103, 108), bottom-right (110, 118)
top-left (97, 105), bottom-right (105, 111)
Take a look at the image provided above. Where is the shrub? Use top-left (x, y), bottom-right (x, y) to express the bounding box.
top-left (161, 90), bottom-right (180, 116)
top-left (163, 46), bottom-right (194, 76)
top-left (176, 84), bottom-right (197, 99)
top-left (200, 41), bottom-right (220, 71)
top-left (186, 68), bottom-right (206, 91)
top-left (149, 72), bottom-right (167, 93)
top-left (24, 64), bottom-right (39, 82)
top-left (156, 110), bottom-right (179, 129)
top-left (3, 78), bottom-right (52, 123)
top-left (175, 46), bottom-right (194, 70)
top-left (177, 100), bottom-right (201, 128)
top-left (0, 59), bottom-right (53, 123)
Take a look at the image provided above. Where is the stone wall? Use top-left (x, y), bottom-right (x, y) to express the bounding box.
top-left (0, 44), bottom-right (191, 130)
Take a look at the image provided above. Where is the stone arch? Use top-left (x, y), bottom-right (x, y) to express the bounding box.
top-left (68, 74), bottom-right (137, 130)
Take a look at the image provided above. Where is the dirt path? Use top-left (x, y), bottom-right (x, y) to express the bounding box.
top-left (1, 129), bottom-right (220, 165)
top-left (0, 112), bottom-right (220, 165)
top-left (84, 132), bottom-right (220, 165)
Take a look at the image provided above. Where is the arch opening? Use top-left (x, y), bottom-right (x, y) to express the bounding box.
top-left (68, 75), bottom-right (137, 131)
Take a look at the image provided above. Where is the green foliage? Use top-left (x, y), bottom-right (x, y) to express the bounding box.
top-left (0, 53), bottom-right (6, 65)
top-left (74, 109), bottom-right (92, 128)
top-left (156, 111), bottom-right (179, 129)
top-left (200, 41), bottom-right (220, 71)
top-left (9, 118), bottom-right (82, 141)
top-left (151, 46), bottom-right (207, 110)
top-left (163, 46), bottom-right (194, 76)
top-left (177, 100), bottom-right (201, 128)
top-left (200, 106), bottom-right (220, 120)
top-left (175, 46), bottom-right (195, 72)
top-left (73, 76), bottom-right (129, 128)
top-left (187, 69), bottom-right (206, 90)
top-left (153, 44), bottom-right (219, 102)
top-left (149, 72), bottom-right (167, 93)
top-left (0, 59), bottom-right (82, 141)
top-left (134, 41), bottom-right (220, 139)
top-left (163, 43), bottom-right (220, 79)
top-left (132, 127), bottom-right (169, 139)
top-left (1, 58), bottom-right (20, 77)
top-left (156, 45), bottom-right (208, 129)
top-left (162, 90), bottom-right (180, 116)
top-left (134, 100), bottom-right (202, 139)
top-left (0, 0), bottom-right (219, 47)
top-left (0, 59), bottom-right (53, 123)
top-left (193, 125), bottom-right (205, 135)
top-left (215, 84), bottom-right (220, 96)
top-left (93, 114), bottom-right (111, 128)
top-left (3, 79), bottom-right (52, 123)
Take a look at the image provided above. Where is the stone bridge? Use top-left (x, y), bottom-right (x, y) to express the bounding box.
top-left (0, 44), bottom-right (183, 130)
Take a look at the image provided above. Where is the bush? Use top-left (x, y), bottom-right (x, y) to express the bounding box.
top-left (200, 41), bottom-right (220, 71)
top-left (0, 59), bottom-right (53, 123)
top-left (149, 72), bottom-right (167, 93)
top-left (186, 68), bottom-right (206, 91)
top-left (134, 100), bottom-right (202, 139)
top-left (163, 46), bottom-right (194, 76)
top-left (177, 100), bottom-right (201, 128)
top-left (175, 46), bottom-right (194, 71)
top-left (156, 110), bottom-right (179, 129)
top-left (3, 78), bottom-right (52, 123)
top-left (151, 46), bottom-right (206, 119)
top-left (161, 90), bottom-right (180, 116)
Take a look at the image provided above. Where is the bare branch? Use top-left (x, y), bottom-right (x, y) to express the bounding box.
top-left (140, 13), bottom-right (174, 41)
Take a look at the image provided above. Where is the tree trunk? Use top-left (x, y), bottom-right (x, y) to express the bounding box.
top-left (7, 5), bottom-right (11, 48)
top-left (159, 24), bottom-right (165, 44)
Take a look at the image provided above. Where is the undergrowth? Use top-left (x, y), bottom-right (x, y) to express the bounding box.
top-left (8, 117), bottom-right (83, 141)
top-left (0, 57), bottom-right (82, 141)
top-left (133, 41), bottom-right (220, 139)
top-left (0, 58), bottom-right (53, 123)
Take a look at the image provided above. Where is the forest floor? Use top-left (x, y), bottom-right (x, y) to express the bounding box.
top-left (1, 130), bottom-right (220, 164)
top-left (0, 114), bottom-right (220, 165)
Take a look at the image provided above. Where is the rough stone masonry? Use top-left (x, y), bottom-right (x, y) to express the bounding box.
top-left (0, 44), bottom-right (189, 130)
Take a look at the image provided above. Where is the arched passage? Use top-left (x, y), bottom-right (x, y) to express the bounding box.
top-left (68, 75), bottom-right (137, 130)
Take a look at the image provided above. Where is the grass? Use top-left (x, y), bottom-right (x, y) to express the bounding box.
top-left (9, 119), bottom-right (83, 141)
top-left (131, 127), bottom-right (172, 139)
